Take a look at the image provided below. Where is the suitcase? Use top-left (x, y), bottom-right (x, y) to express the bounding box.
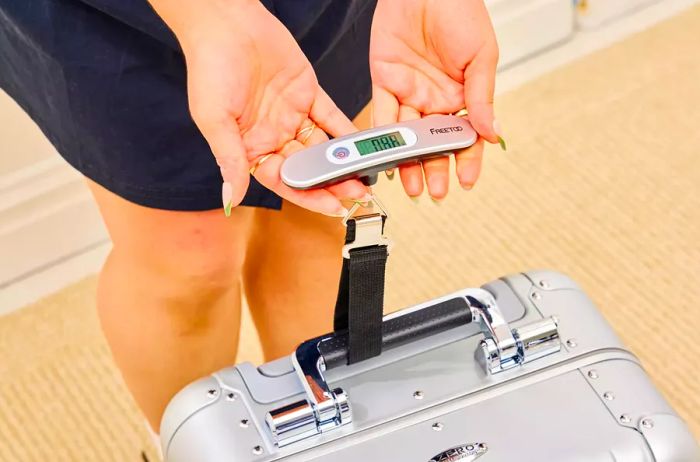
top-left (159, 269), bottom-right (699, 461)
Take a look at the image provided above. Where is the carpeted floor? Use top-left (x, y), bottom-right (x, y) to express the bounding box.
top-left (2, 7), bottom-right (699, 461)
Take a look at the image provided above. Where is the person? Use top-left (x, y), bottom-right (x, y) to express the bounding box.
top-left (0, 0), bottom-right (501, 435)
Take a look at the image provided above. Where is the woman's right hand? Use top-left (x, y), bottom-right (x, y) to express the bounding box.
top-left (149, 0), bottom-right (369, 216)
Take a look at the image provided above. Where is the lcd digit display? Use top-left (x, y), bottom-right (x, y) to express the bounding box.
top-left (354, 131), bottom-right (406, 156)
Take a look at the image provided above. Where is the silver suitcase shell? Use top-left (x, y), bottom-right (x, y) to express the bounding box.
top-left (160, 270), bottom-right (699, 461)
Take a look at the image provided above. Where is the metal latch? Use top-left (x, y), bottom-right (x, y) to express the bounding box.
top-left (466, 290), bottom-right (561, 374)
top-left (265, 337), bottom-right (351, 447)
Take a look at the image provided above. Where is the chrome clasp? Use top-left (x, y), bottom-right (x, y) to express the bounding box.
top-left (265, 337), bottom-right (351, 447)
top-left (467, 290), bottom-right (561, 374)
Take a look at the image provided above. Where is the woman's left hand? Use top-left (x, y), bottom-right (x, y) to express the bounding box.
top-left (370, 0), bottom-right (502, 199)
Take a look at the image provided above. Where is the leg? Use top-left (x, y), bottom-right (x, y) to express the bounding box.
top-left (242, 201), bottom-right (345, 359)
top-left (87, 180), bottom-right (253, 431)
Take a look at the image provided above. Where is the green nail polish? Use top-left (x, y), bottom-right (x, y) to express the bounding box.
top-left (224, 201), bottom-right (233, 217)
top-left (497, 136), bottom-right (507, 151)
top-left (431, 197), bottom-right (443, 205)
top-left (386, 170), bottom-right (395, 180)
top-left (410, 195), bottom-right (420, 203)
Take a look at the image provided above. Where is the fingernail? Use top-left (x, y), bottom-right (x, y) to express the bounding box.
top-left (222, 182), bottom-right (233, 217)
top-left (431, 196), bottom-right (443, 205)
top-left (493, 120), bottom-right (507, 151)
top-left (461, 183), bottom-right (474, 191)
top-left (410, 195), bottom-right (420, 204)
top-left (497, 136), bottom-right (507, 151)
top-left (352, 200), bottom-right (370, 208)
top-left (327, 207), bottom-right (349, 218)
top-left (386, 169), bottom-right (395, 180)
top-left (427, 176), bottom-right (446, 199)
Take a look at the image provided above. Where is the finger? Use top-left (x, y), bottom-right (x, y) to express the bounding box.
top-left (326, 181), bottom-right (371, 201)
top-left (463, 41), bottom-right (499, 144)
top-left (422, 156), bottom-right (450, 200)
top-left (455, 139), bottom-right (484, 189)
top-left (310, 88), bottom-right (358, 138)
top-left (396, 105), bottom-right (424, 197)
top-left (204, 123), bottom-right (251, 212)
top-left (300, 119), bottom-right (329, 146)
top-left (187, 66), bottom-right (251, 212)
top-left (371, 85), bottom-right (400, 127)
top-left (252, 146), bottom-right (348, 216)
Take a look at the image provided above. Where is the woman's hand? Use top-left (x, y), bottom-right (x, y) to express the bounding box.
top-left (370, 0), bottom-right (502, 199)
top-left (149, 0), bottom-right (368, 216)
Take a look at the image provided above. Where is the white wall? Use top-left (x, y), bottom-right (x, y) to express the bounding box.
top-left (0, 91), bottom-right (107, 291)
top-left (0, 91), bottom-right (56, 174)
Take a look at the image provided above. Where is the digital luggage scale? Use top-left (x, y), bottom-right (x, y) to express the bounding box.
top-left (281, 114), bottom-right (477, 190)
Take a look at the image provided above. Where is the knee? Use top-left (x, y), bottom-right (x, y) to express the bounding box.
top-left (107, 230), bottom-right (244, 326)
top-left (158, 247), bottom-right (241, 301)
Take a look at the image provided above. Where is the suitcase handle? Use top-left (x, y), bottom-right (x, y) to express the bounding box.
top-left (321, 295), bottom-right (473, 370)
top-left (265, 288), bottom-right (561, 447)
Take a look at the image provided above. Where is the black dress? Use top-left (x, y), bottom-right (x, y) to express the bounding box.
top-left (0, 0), bottom-right (375, 211)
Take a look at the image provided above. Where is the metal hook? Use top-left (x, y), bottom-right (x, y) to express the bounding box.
top-left (342, 191), bottom-right (390, 226)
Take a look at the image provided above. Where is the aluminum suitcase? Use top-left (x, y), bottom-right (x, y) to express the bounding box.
top-left (160, 269), bottom-right (699, 461)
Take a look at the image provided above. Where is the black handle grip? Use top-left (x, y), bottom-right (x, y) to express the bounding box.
top-left (319, 297), bottom-right (473, 370)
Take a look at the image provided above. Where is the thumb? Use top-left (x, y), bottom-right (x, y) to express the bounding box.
top-left (463, 43), bottom-right (500, 145)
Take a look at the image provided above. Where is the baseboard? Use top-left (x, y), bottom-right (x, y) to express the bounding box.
top-left (0, 157), bottom-right (108, 289)
top-left (576, 0), bottom-right (662, 29)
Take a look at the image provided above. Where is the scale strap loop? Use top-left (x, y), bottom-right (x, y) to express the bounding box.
top-left (333, 217), bottom-right (388, 364)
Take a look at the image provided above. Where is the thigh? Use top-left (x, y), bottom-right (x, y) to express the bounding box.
top-left (87, 179), bottom-right (254, 278)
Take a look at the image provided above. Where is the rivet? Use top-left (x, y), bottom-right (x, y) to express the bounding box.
top-left (413, 390), bottom-right (424, 400)
top-left (566, 339), bottom-right (577, 348)
top-left (240, 419), bottom-right (249, 428)
top-left (466, 444), bottom-right (474, 451)
top-left (588, 370), bottom-right (599, 379)
top-left (226, 392), bottom-right (237, 401)
top-left (432, 422), bottom-right (444, 431)
top-left (539, 280), bottom-right (551, 289)
top-left (641, 418), bottom-right (654, 429)
top-left (207, 389), bottom-right (218, 397)
top-left (531, 292), bottom-right (542, 300)
top-left (252, 445), bottom-right (263, 455)
top-left (603, 392), bottom-right (615, 400)
top-left (619, 414), bottom-right (631, 424)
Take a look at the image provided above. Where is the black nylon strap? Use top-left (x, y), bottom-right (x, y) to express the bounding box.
top-left (333, 218), bottom-right (388, 364)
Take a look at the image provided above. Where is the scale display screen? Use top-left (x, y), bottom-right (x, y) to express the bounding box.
top-left (354, 131), bottom-right (406, 156)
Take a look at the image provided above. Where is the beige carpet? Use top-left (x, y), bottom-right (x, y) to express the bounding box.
top-left (2, 7), bottom-right (700, 461)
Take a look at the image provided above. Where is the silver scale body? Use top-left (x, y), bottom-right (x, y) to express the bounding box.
top-left (280, 114), bottom-right (478, 189)
top-left (160, 117), bottom-right (699, 461)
